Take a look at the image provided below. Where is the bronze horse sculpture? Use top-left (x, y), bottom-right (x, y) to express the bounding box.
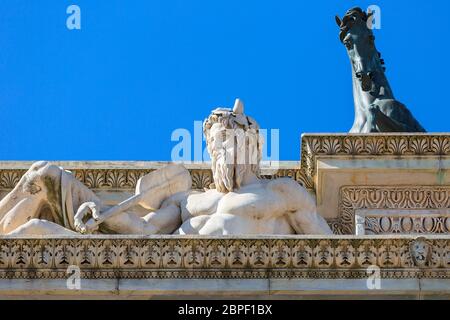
top-left (336, 7), bottom-right (425, 133)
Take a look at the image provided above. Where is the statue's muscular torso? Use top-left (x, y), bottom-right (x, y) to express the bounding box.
top-left (169, 178), bottom-right (307, 235)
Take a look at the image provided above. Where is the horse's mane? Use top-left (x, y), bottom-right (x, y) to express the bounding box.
top-left (338, 7), bottom-right (370, 42)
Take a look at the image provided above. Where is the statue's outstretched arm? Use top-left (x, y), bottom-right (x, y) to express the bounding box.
top-left (74, 164), bottom-right (191, 234)
top-left (77, 193), bottom-right (186, 235)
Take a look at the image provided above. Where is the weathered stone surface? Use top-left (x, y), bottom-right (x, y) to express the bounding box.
top-left (0, 235), bottom-right (447, 298)
top-left (0, 236), bottom-right (448, 277)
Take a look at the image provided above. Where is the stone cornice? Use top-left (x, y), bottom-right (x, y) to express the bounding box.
top-left (3, 134), bottom-right (449, 192)
top-left (0, 236), bottom-right (448, 279)
top-left (0, 161), bottom-right (309, 191)
top-left (301, 133), bottom-right (450, 188)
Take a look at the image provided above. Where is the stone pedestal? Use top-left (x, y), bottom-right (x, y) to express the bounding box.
top-left (302, 134), bottom-right (450, 235)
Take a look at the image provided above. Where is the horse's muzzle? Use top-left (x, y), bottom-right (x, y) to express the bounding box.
top-left (356, 72), bottom-right (373, 92)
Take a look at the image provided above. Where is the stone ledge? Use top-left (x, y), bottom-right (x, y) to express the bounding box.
top-left (3, 134), bottom-right (449, 194)
top-left (0, 278), bottom-right (448, 299)
top-left (301, 133), bottom-right (450, 189)
top-left (0, 161), bottom-right (308, 191)
top-left (0, 236), bottom-right (448, 280)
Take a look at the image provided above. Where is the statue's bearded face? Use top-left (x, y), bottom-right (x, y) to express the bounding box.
top-left (204, 108), bottom-right (262, 193)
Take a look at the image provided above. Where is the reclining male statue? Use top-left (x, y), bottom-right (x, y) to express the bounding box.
top-left (0, 100), bottom-right (332, 236)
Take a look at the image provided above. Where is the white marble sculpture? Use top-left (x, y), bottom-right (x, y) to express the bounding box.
top-left (0, 100), bottom-right (332, 236)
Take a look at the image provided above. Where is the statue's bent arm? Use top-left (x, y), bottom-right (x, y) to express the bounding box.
top-left (269, 178), bottom-right (332, 235)
top-left (140, 191), bottom-right (198, 234)
top-left (141, 204), bottom-right (182, 234)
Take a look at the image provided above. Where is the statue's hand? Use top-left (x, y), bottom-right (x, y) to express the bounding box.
top-left (74, 202), bottom-right (101, 234)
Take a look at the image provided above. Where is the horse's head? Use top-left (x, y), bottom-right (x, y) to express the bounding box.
top-left (336, 7), bottom-right (382, 92)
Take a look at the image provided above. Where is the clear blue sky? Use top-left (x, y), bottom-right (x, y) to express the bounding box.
top-left (1, 0), bottom-right (449, 161)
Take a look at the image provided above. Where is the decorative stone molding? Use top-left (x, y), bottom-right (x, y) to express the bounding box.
top-left (2, 134), bottom-right (450, 192)
top-left (334, 186), bottom-right (450, 235)
top-left (356, 210), bottom-right (450, 236)
top-left (0, 168), bottom-right (209, 191)
top-left (301, 134), bottom-right (450, 189)
top-left (0, 163), bottom-right (311, 192)
top-left (0, 236), bottom-right (448, 279)
top-left (410, 237), bottom-right (433, 268)
top-left (0, 169), bottom-right (26, 190)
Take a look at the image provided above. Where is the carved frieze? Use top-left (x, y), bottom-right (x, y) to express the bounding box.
top-left (0, 237), bottom-right (448, 279)
top-left (0, 167), bottom-right (310, 192)
top-left (334, 186), bottom-right (450, 235)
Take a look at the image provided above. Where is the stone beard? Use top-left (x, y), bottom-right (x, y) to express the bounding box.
top-left (204, 107), bottom-right (263, 193)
